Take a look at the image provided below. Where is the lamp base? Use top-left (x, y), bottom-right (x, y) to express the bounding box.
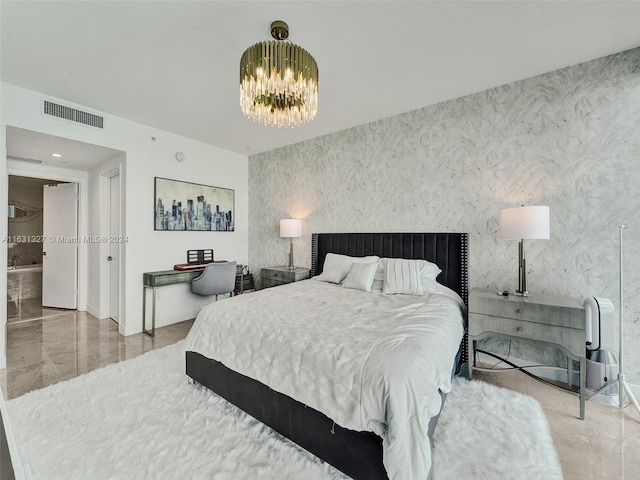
top-left (287, 238), bottom-right (295, 270)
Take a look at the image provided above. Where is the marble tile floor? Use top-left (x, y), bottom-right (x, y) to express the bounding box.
top-left (0, 311), bottom-right (194, 400)
top-left (0, 314), bottom-right (638, 480)
top-left (7, 298), bottom-right (69, 325)
top-left (475, 368), bottom-right (640, 480)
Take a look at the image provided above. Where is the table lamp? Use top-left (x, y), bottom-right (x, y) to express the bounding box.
top-left (500, 206), bottom-right (550, 296)
top-left (280, 219), bottom-right (302, 269)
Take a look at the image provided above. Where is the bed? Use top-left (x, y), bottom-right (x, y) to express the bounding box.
top-left (185, 232), bottom-right (469, 480)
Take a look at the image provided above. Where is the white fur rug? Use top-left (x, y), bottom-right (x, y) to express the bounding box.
top-left (6, 342), bottom-right (562, 480)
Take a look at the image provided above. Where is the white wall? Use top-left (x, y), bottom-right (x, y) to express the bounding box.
top-left (1, 83), bottom-right (249, 357)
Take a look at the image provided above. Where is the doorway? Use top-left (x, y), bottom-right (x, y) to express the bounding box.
top-left (42, 182), bottom-right (78, 309)
top-left (6, 175), bottom-right (78, 323)
top-left (107, 172), bottom-right (120, 323)
top-left (3, 125), bottom-right (127, 371)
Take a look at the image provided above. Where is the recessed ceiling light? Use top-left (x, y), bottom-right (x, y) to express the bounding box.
top-left (51, 153), bottom-right (62, 158)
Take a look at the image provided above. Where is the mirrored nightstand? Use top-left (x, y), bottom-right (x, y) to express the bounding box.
top-left (260, 266), bottom-right (310, 289)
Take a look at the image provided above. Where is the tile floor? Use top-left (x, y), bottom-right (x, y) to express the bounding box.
top-left (7, 298), bottom-right (65, 325)
top-left (0, 311), bottom-right (193, 400)
top-left (0, 312), bottom-right (638, 479)
top-left (473, 368), bottom-right (640, 480)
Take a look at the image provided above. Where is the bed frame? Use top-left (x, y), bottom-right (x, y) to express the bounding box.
top-left (186, 232), bottom-right (469, 480)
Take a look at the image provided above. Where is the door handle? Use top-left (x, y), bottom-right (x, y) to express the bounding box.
top-left (107, 256), bottom-right (113, 261)
top-left (42, 251), bottom-right (47, 256)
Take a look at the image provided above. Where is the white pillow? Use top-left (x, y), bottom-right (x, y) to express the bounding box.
top-left (374, 257), bottom-right (441, 292)
top-left (383, 258), bottom-right (424, 295)
top-left (371, 259), bottom-right (385, 292)
top-left (420, 260), bottom-right (442, 282)
top-left (313, 253), bottom-right (379, 284)
top-left (342, 262), bottom-right (378, 292)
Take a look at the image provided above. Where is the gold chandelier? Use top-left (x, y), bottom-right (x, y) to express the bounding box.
top-left (239, 20), bottom-right (318, 128)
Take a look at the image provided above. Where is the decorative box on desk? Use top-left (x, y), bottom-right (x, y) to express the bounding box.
top-left (468, 287), bottom-right (586, 419)
top-left (260, 266), bottom-right (310, 289)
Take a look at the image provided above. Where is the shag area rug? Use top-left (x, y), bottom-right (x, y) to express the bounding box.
top-left (6, 342), bottom-right (563, 480)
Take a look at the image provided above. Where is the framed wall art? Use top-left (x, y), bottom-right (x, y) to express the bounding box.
top-left (154, 177), bottom-right (234, 231)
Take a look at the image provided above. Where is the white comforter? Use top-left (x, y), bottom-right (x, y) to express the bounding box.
top-left (184, 279), bottom-right (464, 480)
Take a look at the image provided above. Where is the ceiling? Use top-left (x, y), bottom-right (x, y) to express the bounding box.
top-left (6, 126), bottom-right (124, 171)
top-left (2, 1), bottom-right (640, 160)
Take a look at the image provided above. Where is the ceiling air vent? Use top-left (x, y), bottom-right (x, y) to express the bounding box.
top-left (6, 155), bottom-right (43, 164)
top-left (43, 100), bottom-right (104, 129)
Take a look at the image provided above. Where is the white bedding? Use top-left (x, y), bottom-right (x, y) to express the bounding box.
top-left (184, 279), bottom-right (464, 480)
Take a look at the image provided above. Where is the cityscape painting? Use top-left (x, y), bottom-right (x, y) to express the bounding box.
top-left (154, 177), bottom-right (234, 231)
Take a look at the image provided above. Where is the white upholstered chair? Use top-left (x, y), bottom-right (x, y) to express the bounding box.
top-left (190, 261), bottom-right (237, 300)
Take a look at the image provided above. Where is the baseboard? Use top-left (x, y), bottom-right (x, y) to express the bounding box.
top-left (154, 309), bottom-right (200, 329)
top-left (85, 303), bottom-right (101, 319)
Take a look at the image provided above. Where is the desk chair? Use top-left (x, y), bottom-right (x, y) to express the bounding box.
top-left (190, 261), bottom-right (237, 300)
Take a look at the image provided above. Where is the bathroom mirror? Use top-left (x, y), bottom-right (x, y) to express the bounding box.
top-left (8, 204), bottom-right (28, 219)
top-left (8, 201), bottom-right (42, 222)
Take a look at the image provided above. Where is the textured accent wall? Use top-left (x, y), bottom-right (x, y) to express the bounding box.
top-left (249, 48), bottom-right (640, 382)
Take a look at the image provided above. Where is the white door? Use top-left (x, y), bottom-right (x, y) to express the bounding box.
top-left (109, 174), bottom-right (120, 322)
top-left (42, 183), bottom-right (78, 309)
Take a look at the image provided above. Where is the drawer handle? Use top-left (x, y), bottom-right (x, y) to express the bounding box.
top-left (516, 326), bottom-right (523, 332)
top-left (515, 308), bottom-right (522, 314)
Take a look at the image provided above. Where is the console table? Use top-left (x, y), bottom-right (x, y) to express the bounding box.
top-left (468, 287), bottom-right (587, 419)
top-left (143, 264), bottom-right (255, 336)
top-left (142, 269), bottom-right (205, 337)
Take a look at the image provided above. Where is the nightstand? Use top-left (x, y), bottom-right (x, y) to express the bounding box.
top-left (260, 266), bottom-right (310, 289)
top-left (468, 287), bottom-right (586, 419)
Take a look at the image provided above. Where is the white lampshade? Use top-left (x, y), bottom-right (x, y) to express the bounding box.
top-left (280, 218), bottom-right (302, 238)
top-left (500, 206), bottom-right (550, 240)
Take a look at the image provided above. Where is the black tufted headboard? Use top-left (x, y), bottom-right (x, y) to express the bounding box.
top-left (311, 232), bottom-right (469, 307)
